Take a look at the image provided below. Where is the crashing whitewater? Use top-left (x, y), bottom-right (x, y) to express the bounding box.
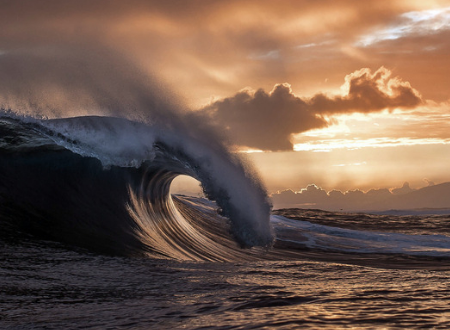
top-left (1, 112), bottom-right (450, 265)
top-left (0, 113), bottom-right (274, 260)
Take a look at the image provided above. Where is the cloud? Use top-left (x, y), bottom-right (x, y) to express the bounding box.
top-left (424, 178), bottom-right (435, 187)
top-left (391, 182), bottom-right (415, 195)
top-left (200, 84), bottom-right (327, 151)
top-left (310, 67), bottom-right (422, 114)
top-left (356, 7), bottom-right (450, 47)
top-left (271, 181), bottom-right (450, 211)
top-left (0, 0), bottom-right (447, 106)
top-left (0, 1), bottom-right (239, 152)
top-left (202, 67), bottom-right (422, 151)
top-left (0, 1), bottom-right (443, 153)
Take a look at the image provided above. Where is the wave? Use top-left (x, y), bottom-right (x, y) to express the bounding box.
top-left (1, 112), bottom-right (449, 264)
top-left (272, 215), bottom-right (450, 258)
top-left (0, 113), bottom-right (273, 260)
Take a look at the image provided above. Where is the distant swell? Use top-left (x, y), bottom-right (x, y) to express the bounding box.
top-left (0, 114), bottom-right (273, 260)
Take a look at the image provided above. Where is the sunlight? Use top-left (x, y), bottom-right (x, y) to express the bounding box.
top-left (170, 175), bottom-right (204, 197)
top-left (294, 137), bottom-right (450, 152)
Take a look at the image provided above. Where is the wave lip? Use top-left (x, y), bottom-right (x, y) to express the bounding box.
top-left (0, 113), bottom-right (273, 260)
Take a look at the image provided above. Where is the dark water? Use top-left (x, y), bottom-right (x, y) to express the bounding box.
top-left (2, 238), bottom-right (450, 329)
top-left (2, 114), bottom-right (450, 329)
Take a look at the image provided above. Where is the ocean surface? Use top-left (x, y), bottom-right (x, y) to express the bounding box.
top-left (1, 114), bottom-right (450, 329)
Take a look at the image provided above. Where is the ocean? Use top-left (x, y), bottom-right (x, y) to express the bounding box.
top-left (1, 113), bottom-right (450, 329)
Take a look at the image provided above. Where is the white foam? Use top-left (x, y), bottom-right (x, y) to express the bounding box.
top-left (37, 115), bottom-right (274, 248)
top-left (272, 215), bottom-right (450, 257)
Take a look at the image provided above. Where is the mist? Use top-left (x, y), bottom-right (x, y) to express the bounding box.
top-left (0, 1), bottom-right (242, 157)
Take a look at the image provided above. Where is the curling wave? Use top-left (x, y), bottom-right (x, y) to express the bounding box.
top-left (2, 113), bottom-right (450, 265)
top-left (0, 113), bottom-right (273, 260)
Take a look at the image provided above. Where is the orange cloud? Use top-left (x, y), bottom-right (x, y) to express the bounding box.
top-left (202, 67), bottom-right (422, 151)
top-left (0, 0), bottom-right (448, 106)
top-left (310, 67), bottom-right (422, 114)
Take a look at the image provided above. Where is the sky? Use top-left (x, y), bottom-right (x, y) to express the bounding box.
top-left (1, 0), bottom-right (450, 198)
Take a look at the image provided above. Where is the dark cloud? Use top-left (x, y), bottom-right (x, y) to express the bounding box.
top-left (271, 181), bottom-right (450, 211)
top-left (201, 84), bottom-right (327, 150)
top-left (201, 67), bottom-right (422, 151)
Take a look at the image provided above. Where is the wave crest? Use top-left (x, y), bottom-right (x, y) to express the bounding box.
top-left (0, 114), bottom-right (273, 260)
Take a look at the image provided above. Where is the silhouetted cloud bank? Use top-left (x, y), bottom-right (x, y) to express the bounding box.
top-left (271, 181), bottom-right (450, 212)
top-left (202, 67), bottom-right (422, 151)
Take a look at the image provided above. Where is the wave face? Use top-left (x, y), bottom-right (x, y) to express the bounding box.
top-left (2, 113), bottom-right (449, 264)
top-left (0, 114), bottom-right (273, 261)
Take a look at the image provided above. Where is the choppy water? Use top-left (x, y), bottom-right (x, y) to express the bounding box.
top-left (2, 238), bottom-right (450, 330)
top-left (2, 114), bottom-right (450, 329)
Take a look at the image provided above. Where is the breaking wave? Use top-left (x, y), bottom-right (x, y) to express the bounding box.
top-left (0, 113), bottom-right (273, 261)
top-left (1, 112), bottom-right (450, 264)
